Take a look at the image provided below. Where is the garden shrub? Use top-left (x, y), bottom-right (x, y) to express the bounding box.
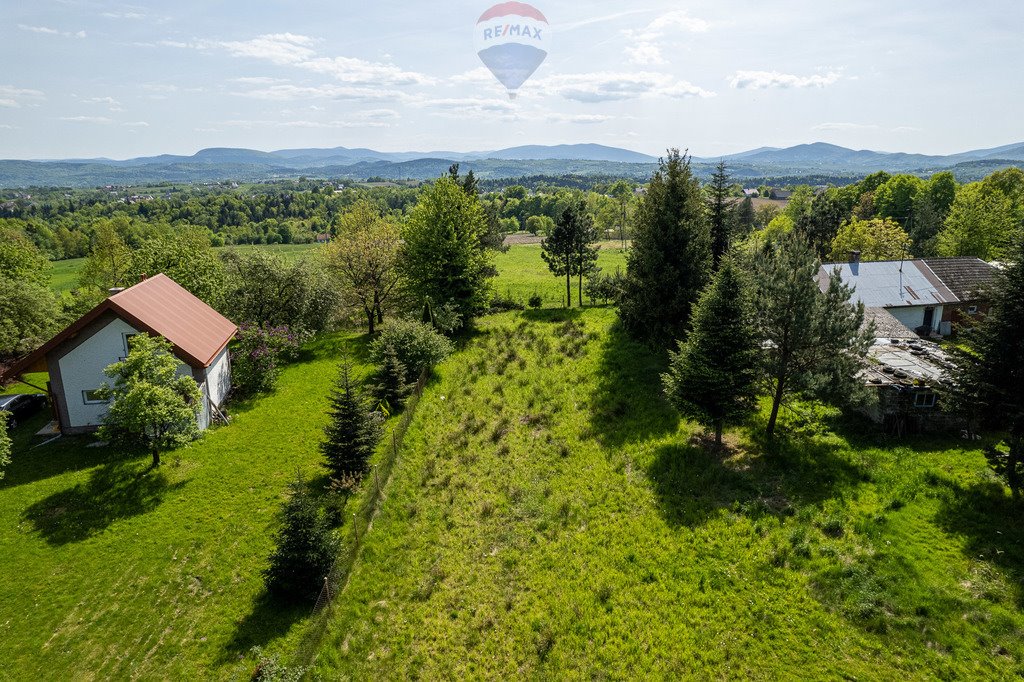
top-left (231, 324), bottom-right (302, 396)
top-left (264, 476), bottom-right (339, 603)
top-left (369, 319), bottom-right (454, 377)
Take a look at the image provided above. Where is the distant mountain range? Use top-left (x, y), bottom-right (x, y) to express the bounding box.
top-left (2, 141), bottom-right (1022, 188)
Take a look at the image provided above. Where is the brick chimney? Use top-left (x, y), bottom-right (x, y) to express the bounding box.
top-left (848, 250), bottom-right (861, 264)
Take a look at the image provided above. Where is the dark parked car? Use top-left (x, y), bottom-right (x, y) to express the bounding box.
top-left (0, 393), bottom-right (48, 430)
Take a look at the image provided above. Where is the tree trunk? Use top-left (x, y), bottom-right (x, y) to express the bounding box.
top-left (565, 271), bottom-right (571, 309)
top-left (578, 271), bottom-right (584, 308)
top-left (365, 306), bottom-right (375, 335)
top-left (766, 376), bottom-right (786, 440)
top-left (714, 419), bottom-right (723, 447)
top-left (151, 449), bottom-right (161, 468)
top-left (1009, 435), bottom-right (1022, 500)
top-left (374, 291), bottom-right (384, 324)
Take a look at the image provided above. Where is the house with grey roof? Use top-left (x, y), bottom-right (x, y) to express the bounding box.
top-left (818, 253), bottom-right (998, 337)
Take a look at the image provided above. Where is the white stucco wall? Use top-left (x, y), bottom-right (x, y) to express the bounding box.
top-left (59, 318), bottom-right (140, 428)
top-left (204, 347), bottom-right (231, 407)
top-left (887, 305), bottom-right (944, 334)
top-left (59, 318), bottom-right (196, 429)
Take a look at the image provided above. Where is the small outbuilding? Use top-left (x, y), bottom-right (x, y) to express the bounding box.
top-left (0, 274), bottom-right (237, 435)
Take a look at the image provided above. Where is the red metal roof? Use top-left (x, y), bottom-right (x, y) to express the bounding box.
top-left (0, 274), bottom-right (236, 384)
top-left (108, 274), bottom-right (237, 367)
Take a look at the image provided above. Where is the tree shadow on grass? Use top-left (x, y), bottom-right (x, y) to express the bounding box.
top-left (220, 589), bottom-right (310, 665)
top-left (21, 459), bottom-right (186, 545)
top-left (586, 321), bottom-right (678, 448)
top-left (648, 431), bottom-right (867, 528)
top-left (934, 477), bottom-right (1024, 607)
top-left (520, 307), bottom-right (585, 324)
top-left (1, 425), bottom-right (114, 491)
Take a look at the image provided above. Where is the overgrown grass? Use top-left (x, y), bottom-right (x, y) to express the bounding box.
top-left (492, 242), bottom-right (627, 307)
top-left (311, 309), bottom-right (1024, 679)
top-left (0, 331), bottom-right (367, 678)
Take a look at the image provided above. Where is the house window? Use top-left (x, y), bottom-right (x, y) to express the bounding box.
top-left (82, 389), bottom-right (108, 405)
top-left (967, 306), bottom-right (978, 315)
top-left (122, 332), bottom-right (139, 355)
top-left (913, 392), bottom-right (937, 408)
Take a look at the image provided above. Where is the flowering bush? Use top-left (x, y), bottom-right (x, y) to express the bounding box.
top-left (232, 324), bottom-right (303, 396)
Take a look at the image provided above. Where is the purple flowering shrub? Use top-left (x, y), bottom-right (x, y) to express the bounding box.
top-left (232, 324), bottom-right (303, 396)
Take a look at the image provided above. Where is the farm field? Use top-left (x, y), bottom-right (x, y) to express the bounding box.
top-left (311, 309), bottom-right (1024, 679)
top-left (47, 242), bottom-right (321, 293)
top-left (0, 331), bottom-right (371, 678)
top-left (493, 241), bottom-right (628, 307)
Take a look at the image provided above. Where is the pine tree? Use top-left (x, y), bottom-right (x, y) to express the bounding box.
top-left (707, 160), bottom-right (737, 269)
top-left (321, 360), bottom-right (381, 478)
top-left (541, 201), bottom-right (599, 308)
top-left (662, 257), bottom-right (759, 445)
top-left (949, 238), bottom-right (1024, 497)
top-left (263, 475), bottom-right (339, 603)
top-left (619, 149), bottom-right (711, 345)
top-left (753, 232), bottom-right (873, 439)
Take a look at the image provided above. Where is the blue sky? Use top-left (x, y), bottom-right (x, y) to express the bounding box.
top-left (1, 0), bottom-right (1021, 159)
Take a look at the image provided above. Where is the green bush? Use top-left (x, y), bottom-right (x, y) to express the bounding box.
top-left (528, 293), bottom-right (543, 309)
top-left (369, 320), bottom-right (454, 377)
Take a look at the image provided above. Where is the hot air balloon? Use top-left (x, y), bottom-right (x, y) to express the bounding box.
top-left (474, 2), bottom-right (550, 99)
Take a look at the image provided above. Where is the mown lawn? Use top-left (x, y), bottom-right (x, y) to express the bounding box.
top-left (493, 242), bottom-right (627, 307)
top-left (0, 331), bottom-right (366, 678)
top-left (312, 309), bottom-right (1024, 679)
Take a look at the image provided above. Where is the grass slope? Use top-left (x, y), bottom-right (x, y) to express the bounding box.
top-left (312, 309), bottom-right (1024, 679)
top-left (0, 332), bottom-right (363, 678)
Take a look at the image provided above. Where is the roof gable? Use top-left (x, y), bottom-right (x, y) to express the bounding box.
top-left (0, 274), bottom-right (236, 385)
top-left (108, 274), bottom-right (237, 367)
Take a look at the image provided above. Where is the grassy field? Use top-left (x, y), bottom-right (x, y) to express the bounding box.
top-left (47, 243), bottom-right (320, 294)
top-left (311, 309), bottom-right (1024, 679)
top-left (0, 332), bottom-right (370, 678)
top-left (493, 241), bottom-right (628, 307)
top-left (5, 243), bottom-right (1023, 678)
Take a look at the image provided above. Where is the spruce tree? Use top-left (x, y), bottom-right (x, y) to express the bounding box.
top-left (321, 360), bottom-right (381, 478)
top-left (662, 257), bottom-right (759, 445)
top-left (619, 149), bottom-right (711, 345)
top-left (264, 476), bottom-right (339, 603)
top-left (949, 238), bottom-right (1024, 497)
top-left (373, 344), bottom-right (412, 411)
top-left (707, 160), bottom-right (737, 269)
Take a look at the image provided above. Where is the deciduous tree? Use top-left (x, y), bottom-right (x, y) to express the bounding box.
top-left (323, 201), bottom-right (402, 334)
top-left (402, 176), bottom-right (493, 324)
top-left (97, 334), bottom-right (203, 467)
top-left (541, 201), bottom-right (598, 307)
top-left (829, 218), bottom-right (912, 262)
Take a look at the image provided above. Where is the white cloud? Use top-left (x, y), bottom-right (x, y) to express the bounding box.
top-left (232, 83), bottom-right (411, 103)
top-left (535, 72), bottom-right (714, 103)
top-left (123, 121), bottom-right (150, 127)
top-left (813, 122), bottom-right (923, 134)
top-left (623, 11), bottom-right (710, 65)
top-left (59, 116), bottom-right (114, 124)
top-left (102, 11), bottom-right (145, 19)
top-left (545, 113), bottom-right (613, 125)
top-left (0, 86), bottom-right (45, 108)
top-left (167, 33), bottom-right (433, 87)
top-left (417, 97), bottom-right (517, 118)
top-left (84, 96), bottom-right (124, 111)
top-left (231, 76), bottom-right (289, 85)
top-left (0, 124), bottom-right (18, 130)
top-left (18, 24), bottom-right (86, 38)
top-left (729, 70), bottom-right (842, 89)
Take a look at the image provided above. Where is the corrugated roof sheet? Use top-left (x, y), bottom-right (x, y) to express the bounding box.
top-left (864, 307), bottom-right (918, 340)
top-left (109, 274), bottom-right (237, 367)
top-left (818, 259), bottom-right (958, 308)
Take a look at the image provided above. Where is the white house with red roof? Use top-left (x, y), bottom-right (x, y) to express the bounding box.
top-left (0, 274), bottom-right (237, 435)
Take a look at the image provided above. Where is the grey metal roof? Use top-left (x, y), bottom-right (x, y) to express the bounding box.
top-left (818, 259), bottom-right (958, 308)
